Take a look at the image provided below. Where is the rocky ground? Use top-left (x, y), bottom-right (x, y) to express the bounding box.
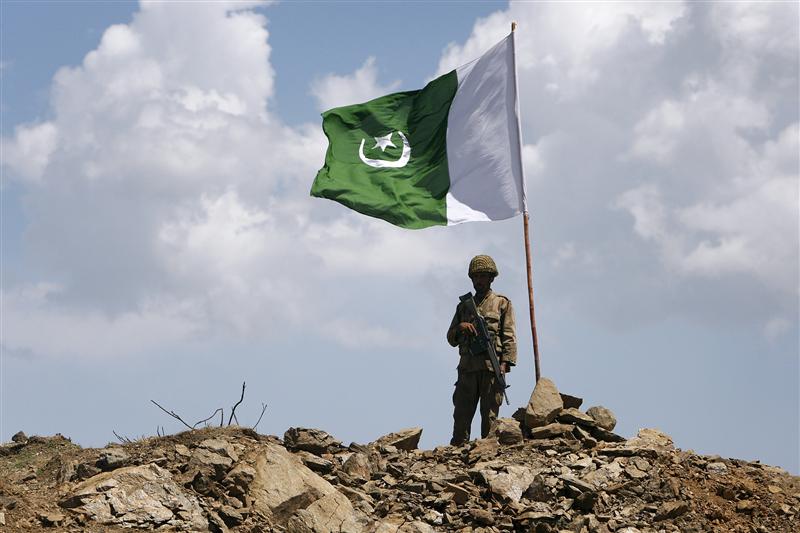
top-left (1, 380), bottom-right (798, 532)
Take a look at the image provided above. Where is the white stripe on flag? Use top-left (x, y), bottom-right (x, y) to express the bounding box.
top-left (445, 34), bottom-right (526, 225)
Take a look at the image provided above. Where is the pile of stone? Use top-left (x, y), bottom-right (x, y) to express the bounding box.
top-left (495, 377), bottom-right (624, 450)
top-left (1, 378), bottom-right (798, 532)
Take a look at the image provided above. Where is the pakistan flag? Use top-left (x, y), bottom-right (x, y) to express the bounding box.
top-left (311, 34), bottom-right (527, 229)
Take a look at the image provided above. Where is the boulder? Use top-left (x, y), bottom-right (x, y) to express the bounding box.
top-left (247, 441), bottom-right (362, 531)
top-left (560, 394), bottom-right (583, 410)
top-left (58, 464), bottom-right (207, 530)
top-left (76, 462), bottom-right (102, 480)
top-left (525, 378), bottom-right (563, 428)
top-left (11, 431), bottom-right (27, 443)
top-left (198, 438), bottom-right (241, 462)
top-left (97, 448), bottom-right (129, 471)
top-left (284, 427), bottom-right (343, 455)
top-left (488, 465), bottom-right (536, 502)
top-left (491, 418), bottom-right (523, 445)
top-left (633, 427), bottom-right (672, 446)
top-left (707, 462), bottom-right (728, 474)
top-left (295, 450), bottom-right (335, 474)
top-left (586, 406), bottom-right (616, 431)
top-left (557, 408), bottom-right (596, 427)
top-left (342, 452), bottom-right (372, 482)
top-left (373, 427), bottom-right (422, 451)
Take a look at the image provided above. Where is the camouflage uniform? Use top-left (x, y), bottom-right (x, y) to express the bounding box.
top-left (446, 290), bottom-right (517, 445)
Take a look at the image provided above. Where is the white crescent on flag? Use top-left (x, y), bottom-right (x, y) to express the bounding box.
top-left (358, 131), bottom-right (411, 168)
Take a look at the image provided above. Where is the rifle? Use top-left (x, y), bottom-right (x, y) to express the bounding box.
top-left (459, 292), bottom-right (510, 405)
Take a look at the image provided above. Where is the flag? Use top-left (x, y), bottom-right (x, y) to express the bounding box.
top-left (311, 33), bottom-right (526, 229)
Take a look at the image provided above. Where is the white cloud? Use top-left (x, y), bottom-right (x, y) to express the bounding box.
top-left (616, 123), bottom-right (799, 295)
top-left (1, 122), bottom-right (58, 181)
top-left (2, 283), bottom-right (198, 359)
top-left (320, 318), bottom-right (422, 350)
top-left (310, 56), bottom-right (401, 112)
top-left (710, 2), bottom-right (799, 58)
top-left (436, 2), bottom-right (686, 86)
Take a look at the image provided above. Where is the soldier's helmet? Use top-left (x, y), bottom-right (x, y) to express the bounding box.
top-left (468, 255), bottom-right (499, 277)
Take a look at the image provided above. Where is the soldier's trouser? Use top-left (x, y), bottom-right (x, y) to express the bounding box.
top-left (450, 369), bottom-right (503, 446)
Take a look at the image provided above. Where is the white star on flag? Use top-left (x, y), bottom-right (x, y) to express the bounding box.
top-left (372, 132), bottom-right (396, 152)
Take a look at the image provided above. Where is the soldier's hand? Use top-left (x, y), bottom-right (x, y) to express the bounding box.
top-left (500, 362), bottom-right (509, 374)
top-left (458, 322), bottom-right (477, 337)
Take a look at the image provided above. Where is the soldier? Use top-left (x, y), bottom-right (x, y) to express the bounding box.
top-left (447, 255), bottom-right (517, 446)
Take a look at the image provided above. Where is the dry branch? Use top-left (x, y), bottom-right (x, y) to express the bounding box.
top-left (253, 403), bottom-right (268, 430)
top-left (228, 382), bottom-right (246, 426)
top-left (113, 430), bottom-right (133, 444)
top-left (150, 399), bottom-right (193, 430)
top-left (195, 408), bottom-right (223, 428)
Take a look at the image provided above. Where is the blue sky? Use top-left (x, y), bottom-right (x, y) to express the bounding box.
top-left (1, 1), bottom-right (798, 474)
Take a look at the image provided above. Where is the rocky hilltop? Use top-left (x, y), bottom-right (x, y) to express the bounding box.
top-left (1, 380), bottom-right (798, 532)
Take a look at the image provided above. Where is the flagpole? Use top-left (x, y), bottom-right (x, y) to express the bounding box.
top-left (511, 21), bottom-right (542, 382)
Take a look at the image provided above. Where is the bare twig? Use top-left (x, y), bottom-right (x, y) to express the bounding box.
top-left (219, 408), bottom-right (224, 427)
top-left (113, 430), bottom-right (133, 444)
top-left (253, 403), bottom-right (268, 430)
top-left (228, 382), bottom-right (246, 426)
top-left (194, 408), bottom-right (223, 429)
top-left (150, 399), bottom-right (193, 430)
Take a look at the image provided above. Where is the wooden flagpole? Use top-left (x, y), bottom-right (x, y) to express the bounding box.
top-left (511, 21), bottom-right (542, 382)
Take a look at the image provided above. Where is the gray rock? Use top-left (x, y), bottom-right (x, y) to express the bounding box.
top-left (97, 448), bottom-right (129, 470)
top-left (525, 378), bottom-right (564, 428)
top-left (59, 463), bottom-right (208, 530)
top-left (625, 465), bottom-right (648, 479)
top-left (468, 508), bottom-right (494, 525)
top-left (557, 408), bottom-right (596, 427)
top-left (706, 461), bottom-right (728, 474)
top-left (444, 482), bottom-right (470, 505)
top-left (56, 459), bottom-right (77, 484)
top-left (247, 441), bottom-right (361, 531)
top-left (559, 474), bottom-right (595, 493)
top-left (373, 427), bottom-right (423, 451)
top-left (491, 418), bottom-right (523, 445)
top-left (628, 428), bottom-right (673, 449)
top-left (572, 426), bottom-right (598, 448)
top-left (11, 431), bottom-right (27, 443)
top-left (586, 406), bottom-right (616, 431)
top-left (654, 500), bottom-right (689, 521)
top-left (175, 444), bottom-right (192, 457)
top-left (574, 490), bottom-right (597, 512)
top-left (488, 465), bottom-right (536, 502)
top-left (284, 427), bottom-right (343, 455)
top-left (295, 450), bottom-right (335, 474)
top-left (529, 423), bottom-right (574, 440)
top-left (199, 438), bottom-right (241, 462)
top-left (590, 426), bottom-right (626, 443)
top-left (524, 475), bottom-right (552, 501)
top-left (76, 462), bottom-right (102, 480)
top-left (560, 394), bottom-right (583, 409)
top-left (37, 512), bottom-right (65, 527)
top-left (342, 452), bottom-right (372, 482)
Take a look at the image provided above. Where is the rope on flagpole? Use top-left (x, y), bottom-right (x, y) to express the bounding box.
top-left (511, 21), bottom-right (542, 382)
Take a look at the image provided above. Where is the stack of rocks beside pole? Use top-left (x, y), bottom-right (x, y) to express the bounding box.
top-left (503, 377), bottom-right (624, 451)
